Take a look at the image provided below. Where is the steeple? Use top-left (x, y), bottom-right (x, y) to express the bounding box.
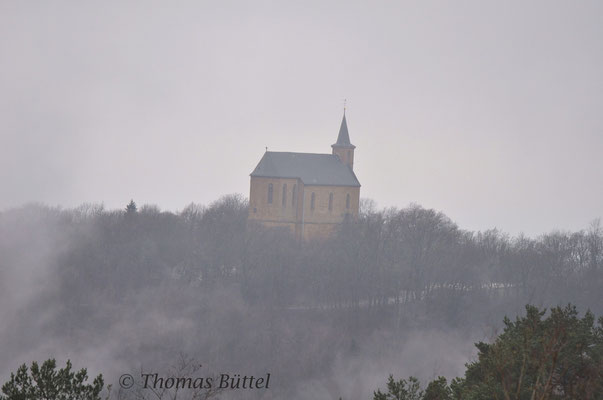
top-left (331, 112), bottom-right (356, 170)
top-left (335, 113), bottom-right (352, 146)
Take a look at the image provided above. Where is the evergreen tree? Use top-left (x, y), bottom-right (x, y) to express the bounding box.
top-left (423, 377), bottom-right (452, 400)
top-left (458, 304), bottom-right (603, 399)
top-left (0, 359), bottom-right (104, 400)
top-left (373, 375), bottom-right (423, 400)
top-left (372, 305), bottom-right (603, 400)
top-left (125, 199), bottom-right (137, 214)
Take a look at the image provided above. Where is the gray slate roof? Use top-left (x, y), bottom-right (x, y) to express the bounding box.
top-left (250, 152), bottom-right (361, 187)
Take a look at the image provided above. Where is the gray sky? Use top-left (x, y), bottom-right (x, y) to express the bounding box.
top-left (1, 0), bottom-right (602, 236)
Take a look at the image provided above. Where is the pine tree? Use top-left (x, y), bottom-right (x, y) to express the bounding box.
top-left (125, 199), bottom-right (137, 214)
top-left (0, 359), bottom-right (104, 400)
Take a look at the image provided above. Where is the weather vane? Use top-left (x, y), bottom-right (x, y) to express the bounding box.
top-left (343, 98), bottom-right (347, 114)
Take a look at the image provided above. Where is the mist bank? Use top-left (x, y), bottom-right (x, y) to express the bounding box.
top-left (0, 196), bottom-right (601, 399)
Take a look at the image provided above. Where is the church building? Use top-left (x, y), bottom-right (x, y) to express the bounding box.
top-left (248, 113), bottom-right (360, 240)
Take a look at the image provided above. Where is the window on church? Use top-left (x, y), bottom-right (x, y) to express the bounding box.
top-left (282, 184), bottom-right (287, 207)
top-left (268, 184), bottom-right (273, 204)
top-left (328, 193), bottom-right (333, 211)
top-left (311, 192), bottom-right (315, 210)
top-left (346, 193), bottom-right (350, 209)
top-left (292, 184), bottom-right (296, 206)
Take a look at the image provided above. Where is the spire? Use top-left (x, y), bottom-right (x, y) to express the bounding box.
top-left (331, 110), bottom-right (356, 170)
top-left (333, 113), bottom-right (355, 148)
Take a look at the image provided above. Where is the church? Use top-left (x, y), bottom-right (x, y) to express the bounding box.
top-left (248, 113), bottom-right (360, 240)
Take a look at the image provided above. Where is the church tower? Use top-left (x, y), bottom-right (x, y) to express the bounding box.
top-left (331, 112), bottom-right (355, 170)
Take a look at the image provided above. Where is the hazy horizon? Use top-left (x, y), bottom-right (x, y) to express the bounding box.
top-left (2, 1), bottom-right (602, 237)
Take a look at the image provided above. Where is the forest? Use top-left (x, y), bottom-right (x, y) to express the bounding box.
top-left (0, 195), bottom-right (601, 399)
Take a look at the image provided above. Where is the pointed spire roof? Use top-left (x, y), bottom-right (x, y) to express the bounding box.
top-left (332, 113), bottom-right (355, 148)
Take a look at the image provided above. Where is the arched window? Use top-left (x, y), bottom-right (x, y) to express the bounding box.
top-left (310, 192), bottom-right (315, 210)
top-left (268, 183), bottom-right (273, 204)
top-left (328, 193), bottom-right (333, 211)
top-left (282, 184), bottom-right (287, 207)
top-left (346, 193), bottom-right (350, 209)
top-left (292, 184), bottom-right (296, 206)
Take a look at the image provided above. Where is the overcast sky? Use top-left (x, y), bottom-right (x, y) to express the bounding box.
top-left (1, 0), bottom-right (602, 236)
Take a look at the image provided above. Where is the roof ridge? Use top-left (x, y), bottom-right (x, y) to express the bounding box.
top-left (250, 151), bottom-right (360, 187)
top-left (266, 151), bottom-right (335, 156)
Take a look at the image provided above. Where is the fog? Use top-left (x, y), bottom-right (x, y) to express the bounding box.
top-left (1, 199), bottom-right (601, 398)
top-left (1, 2), bottom-right (602, 398)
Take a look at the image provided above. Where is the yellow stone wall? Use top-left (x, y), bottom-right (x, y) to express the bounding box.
top-left (248, 176), bottom-right (302, 224)
top-left (332, 147), bottom-right (354, 169)
top-left (249, 176), bottom-right (359, 241)
top-left (301, 185), bottom-right (359, 224)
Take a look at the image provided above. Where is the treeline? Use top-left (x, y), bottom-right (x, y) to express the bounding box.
top-left (303, 204), bottom-right (603, 326)
top-left (2, 195), bottom-right (602, 325)
top-left (1, 195), bottom-right (602, 399)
